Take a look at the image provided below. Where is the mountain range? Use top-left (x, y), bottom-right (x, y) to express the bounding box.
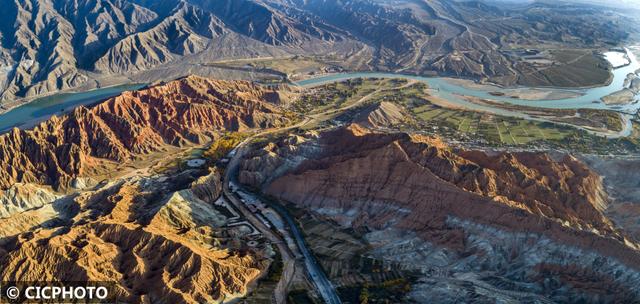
top-left (0, 76), bottom-right (293, 303)
top-left (1, 0), bottom-right (638, 103)
top-left (1, 73), bottom-right (640, 302)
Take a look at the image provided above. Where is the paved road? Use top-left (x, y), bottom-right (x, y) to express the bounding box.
top-left (222, 152), bottom-right (296, 304)
top-left (219, 83), bottom-right (400, 303)
top-left (223, 122), bottom-right (343, 304)
top-left (225, 143), bottom-right (342, 304)
top-left (269, 202), bottom-right (342, 304)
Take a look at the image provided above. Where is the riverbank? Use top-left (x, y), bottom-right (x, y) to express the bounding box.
top-left (294, 47), bottom-right (640, 114)
top-left (0, 83), bottom-right (145, 133)
top-left (443, 78), bottom-right (584, 101)
top-left (0, 73), bottom-right (134, 115)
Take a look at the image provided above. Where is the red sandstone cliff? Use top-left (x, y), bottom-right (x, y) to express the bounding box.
top-left (0, 76), bottom-right (292, 190)
top-left (0, 170), bottom-right (267, 303)
top-left (239, 124), bottom-right (640, 268)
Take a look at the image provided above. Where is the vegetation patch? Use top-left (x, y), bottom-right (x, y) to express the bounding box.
top-left (338, 279), bottom-right (413, 304)
top-left (204, 132), bottom-right (249, 162)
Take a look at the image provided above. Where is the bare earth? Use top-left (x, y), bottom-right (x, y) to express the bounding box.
top-left (444, 78), bottom-right (584, 100)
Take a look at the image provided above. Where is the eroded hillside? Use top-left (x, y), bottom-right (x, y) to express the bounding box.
top-left (0, 76), bottom-right (293, 190)
top-left (238, 124), bottom-right (640, 302)
top-left (0, 76), bottom-right (296, 303)
top-left (1, 0), bottom-right (638, 103)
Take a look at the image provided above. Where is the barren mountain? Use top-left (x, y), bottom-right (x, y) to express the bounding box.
top-left (0, 75), bottom-right (292, 190)
top-left (0, 0), bottom-right (359, 102)
top-left (0, 76), bottom-right (295, 303)
top-left (0, 169), bottom-right (270, 303)
top-left (1, 0), bottom-right (638, 103)
top-left (238, 124), bottom-right (640, 302)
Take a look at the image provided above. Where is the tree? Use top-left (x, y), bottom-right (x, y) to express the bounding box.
top-left (359, 283), bottom-right (370, 304)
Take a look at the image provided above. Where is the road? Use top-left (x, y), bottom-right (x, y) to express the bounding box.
top-left (220, 92), bottom-right (375, 303)
top-left (269, 202), bottom-right (342, 304)
top-left (222, 156), bottom-right (296, 304)
top-left (224, 141), bottom-right (342, 304)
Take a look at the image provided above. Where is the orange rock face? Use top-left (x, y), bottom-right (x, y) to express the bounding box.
top-left (0, 76), bottom-right (291, 303)
top-left (245, 124), bottom-right (615, 239)
top-left (239, 124), bottom-right (640, 300)
top-left (0, 170), bottom-right (268, 303)
top-left (0, 76), bottom-right (292, 190)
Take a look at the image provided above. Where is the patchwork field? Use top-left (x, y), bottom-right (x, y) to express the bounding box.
top-left (297, 78), bottom-right (640, 154)
top-left (515, 49), bottom-right (611, 87)
top-left (413, 105), bottom-right (573, 145)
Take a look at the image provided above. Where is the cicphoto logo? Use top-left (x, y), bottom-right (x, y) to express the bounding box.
top-left (0, 282), bottom-right (116, 303)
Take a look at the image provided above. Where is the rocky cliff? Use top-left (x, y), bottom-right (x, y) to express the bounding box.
top-left (0, 76), bottom-right (292, 190)
top-left (0, 76), bottom-right (291, 302)
top-left (239, 124), bottom-right (640, 302)
top-left (0, 169), bottom-right (268, 303)
top-left (242, 124), bottom-right (613, 233)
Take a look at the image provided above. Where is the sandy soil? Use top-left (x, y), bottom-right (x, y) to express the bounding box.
top-left (444, 78), bottom-right (584, 100)
top-left (425, 90), bottom-right (468, 110)
top-left (602, 89), bottom-right (636, 105)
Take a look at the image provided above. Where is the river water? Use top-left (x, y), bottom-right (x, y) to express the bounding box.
top-left (295, 48), bottom-right (640, 115)
top-left (0, 83), bottom-right (145, 133)
top-left (0, 48), bottom-right (638, 135)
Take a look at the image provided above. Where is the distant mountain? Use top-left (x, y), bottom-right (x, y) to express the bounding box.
top-left (0, 0), bottom-right (638, 102)
top-left (0, 0), bottom-right (358, 102)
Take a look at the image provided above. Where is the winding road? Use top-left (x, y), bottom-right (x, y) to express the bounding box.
top-left (218, 83), bottom-right (401, 303)
top-left (224, 141), bottom-right (342, 304)
top-left (222, 108), bottom-right (345, 303)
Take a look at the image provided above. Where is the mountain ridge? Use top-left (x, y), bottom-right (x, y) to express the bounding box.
top-left (0, 75), bottom-right (293, 190)
top-left (237, 123), bottom-right (640, 301)
top-left (1, 0), bottom-right (638, 103)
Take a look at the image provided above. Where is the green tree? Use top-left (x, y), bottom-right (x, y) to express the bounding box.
top-left (359, 283), bottom-right (370, 304)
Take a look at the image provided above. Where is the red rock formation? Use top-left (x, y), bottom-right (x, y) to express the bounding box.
top-left (239, 124), bottom-right (640, 267)
top-left (0, 170), bottom-right (267, 303)
top-left (0, 76), bottom-right (292, 190)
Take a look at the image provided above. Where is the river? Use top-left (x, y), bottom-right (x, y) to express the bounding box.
top-left (0, 83), bottom-right (145, 133)
top-left (294, 48), bottom-right (640, 115)
top-left (0, 48), bottom-right (637, 136)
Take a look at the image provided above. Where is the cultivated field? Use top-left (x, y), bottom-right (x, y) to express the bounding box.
top-left (412, 105), bottom-right (572, 145)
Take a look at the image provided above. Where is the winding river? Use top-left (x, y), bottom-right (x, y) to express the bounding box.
top-left (0, 48), bottom-right (638, 137)
top-left (295, 48), bottom-right (640, 115)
